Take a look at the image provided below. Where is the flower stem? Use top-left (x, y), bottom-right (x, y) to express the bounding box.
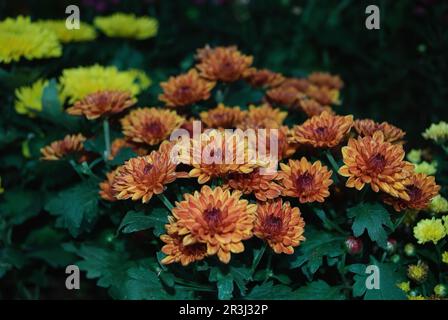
top-left (157, 193), bottom-right (174, 211)
top-left (325, 150), bottom-right (340, 183)
top-left (103, 118), bottom-right (111, 161)
top-left (251, 243), bottom-right (267, 275)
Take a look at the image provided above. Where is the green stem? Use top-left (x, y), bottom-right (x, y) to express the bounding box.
top-left (325, 151), bottom-right (340, 183)
top-left (263, 250), bottom-right (273, 283)
top-left (157, 193), bottom-right (174, 211)
top-left (69, 159), bottom-right (85, 180)
top-left (103, 118), bottom-right (111, 160)
top-left (251, 243), bottom-right (267, 275)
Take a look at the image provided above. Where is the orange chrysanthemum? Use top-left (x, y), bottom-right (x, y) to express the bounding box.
top-left (290, 111), bottom-right (353, 148)
top-left (121, 107), bottom-right (184, 146)
top-left (307, 72), bottom-right (344, 90)
top-left (339, 131), bottom-right (414, 199)
top-left (40, 133), bottom-right (86, 160)
top-left (159, 69), bottom-right (215, 108)
top-left (172, 185), bottom-right (256, 263)
top-left (112, 142), bottom-right (187, 203)
top-left (196, 46), bottom-right (253, 82)
top-left (99, 169), bottom-right (118, 202)
top-left (354, 119), bottom-right (406, 144)
top-left (245, 68), bottom-right (285, 88)
top-left (383, 173), bottom-right (440, 212)
top-left (254, 126), bottom-right (297, 160)
top-left (200, 103), bottom-right (246, 129)
top-left (297, 95), bottom-right (334, 117)
top-left (181, 130), bottom-right (262, 184)
top-left (224, 169), bottom-right (283, 202)
top-left (160, 233), bottom-right (207, 266)
top-left (266, 85), bottom-right (301, 108)
top-left (278, 157), bottom-right (333, 203)
top-left (66, 90), bottom-right (136, 120)
top-left (306, 85), bottom-right (340, 106)
top-left (254, 199), bottom-right (305, 254)
top-left (239, 104), bottom-right (287, 129)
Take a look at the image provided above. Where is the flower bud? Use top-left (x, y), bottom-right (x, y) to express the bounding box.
top-left (404, 243), bottom-right (416, 257)
top-left (434, 284), bottom-right (448, 298)
top-left (345, 236), bottom-right (363, 255)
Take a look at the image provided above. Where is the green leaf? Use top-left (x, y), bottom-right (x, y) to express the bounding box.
top-left (45, 179), bottom-right (99, 237)
top-left (244, 281), bottom-right (293, 300)
top-left (0, 189), bottom-right (43, 226)
top-left (217, 274), bottom-right (234, 300)
top-left (287, 228), bottom-right (345, 277)
top-left (118, 209), bottom-right (169, 236)
top-left (109, 147), bottom-right (137, 166)
top-left (348, 262), bottom-right (407, 300)
top-left (0, 247), bottom-right (28, 278)
top-left (347, 203), bottom-right (393, 248)
top-left (120, 266), bottom-right (173, 300)
top-left (293, 280), bottom-right (345, 300)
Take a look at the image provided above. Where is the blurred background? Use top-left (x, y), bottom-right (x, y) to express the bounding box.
top-left (1, 0), bottom-right (447, 146)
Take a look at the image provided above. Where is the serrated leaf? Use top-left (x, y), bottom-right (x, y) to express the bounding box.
top-left (292, 280), bottom-right (345, 300)
top-left (244, 281), bottom-right (293, 300)
top-left (118, 209), bottom-right (169, 236)
top-left (120, 266), bottom-right (173, 300)
top-left (347, 203), bottom-right (392, 248)
top-left (217, 274), bottom-right (234, 300)
top-left (287, 229), bottom-right (345, 277)
top-left (0, 189), bottom-right (43, 225)
top-left (45, 180), bottom-right (99, 237)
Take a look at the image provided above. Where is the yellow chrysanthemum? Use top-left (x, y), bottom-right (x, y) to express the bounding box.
top-left (407, 149), bottom-right (422, 164)
top-left (126, 69), bottom-right (152, 89)
top-left (396, 281), bottom-right (411, 293)
top-left (94, 13), bottom-right (158, 39)
top-left (442, 251), bottom-right (448, 264)
top-left (14, 79), bottom-right (49, 116)
top-left (36, 20), bottom-right (96, 43)
top-left (413, 218), bottom-right (446, 244)
top-left (428, 195), bottom-right (448, 214)
top-left (414, 161), bottom-right (437, 175)
top-left (423, 121), bottom-right (448, 144)
top-left (407, 261), bottom-right (428, 283)
top-left (0, 16), bottom-right (62, 63)
top-left (59, 65), bottom-right (145, 103)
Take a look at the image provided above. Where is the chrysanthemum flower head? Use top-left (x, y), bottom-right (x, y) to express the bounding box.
top-left (224, 169), bottom-right (283, 202)
top-left (112, 142), bottom-right (186, 203)
top-left (159, 69), bottom-right (215, 108)
top-left (307, 72), bottom-right (344, 90)
top-left (266, 85), bottom-right (301, 108)
top-left (196, 46), bottom-right (253, 82)
top-left (160, 233), bottom-right (207, 266)
top-left (108, 138), bottom-right (147, 161)
top-left (0, 16), bottom-right (62, 63)
top-left (200, 104), bottom-right (246, 129)
top-left (407, 261), bottom-right (429, 283)
top-left (40, 133), bottom-right (86, 161)
top-left (428, 195), bottom-right (448, 214)
top-left (339, 131), bottom-right (414, 199)
top-left (245, 68), bottom-right (285, 88)
top-left (172, 185), bottom-right (256, 263)
top-left (120, 107), bottom-right (184, 146)
top-left (290, 111), bottom-right (353, 148)
top-left (396, 281), bottom-right (411, 293)
top-left (279, 157), bottom-right (333, 203)
top-left (413, 218), bottom-right (446, 244)
top-left (383, 173), bottom-right (440, 212)
top-left (36, 20), bottom-right (96, 42)
top-left (254, 199), bottom-right (305, 254)
top-left (297, 96), bottom-right (334, 117)
top-left (182, 130), bottom-right (262, 184)
top-left (99, 169), bottom-right (118, 202)
top-left (59, 65), bottom-right (146, 103)
top-left (67, 90), bottom-right (136, 120)
top-left (422, 121), bottom-right (448, 144)
top-left (255, 126), bottom-right (297, 160)
top-left (239, 104), bottom-right (287, 129)
top-left (14, 79), bottom-right (49, 116)
top-left (354, 119), bottom-right (406, 144)
top-left (305, 85), bottom-right (340, 106)
top-left (407, 149), bottom-right (422, 164)
top-left (94, 13), bottom-right (158, 39)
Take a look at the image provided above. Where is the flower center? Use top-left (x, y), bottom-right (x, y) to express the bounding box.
top-left (367, 153), bottom-right (387, 172)
top-left (406, 185), bottom-right (422, 202)
top-left (203, 207), bottom-right (222, 229)
top-left (143, 163), bottom-right (154, 174)
top-left (177, 85), bottom-right (191, 95)
top-left (264, 215), bottom-right (283, 235)
top-left (295, 172), bottom-right (314, 192)
top-left (144, 121), bottom-right (164, 137)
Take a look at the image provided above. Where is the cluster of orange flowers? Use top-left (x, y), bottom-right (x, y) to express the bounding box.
top-left (40, 45), bottom-right (440, 266)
